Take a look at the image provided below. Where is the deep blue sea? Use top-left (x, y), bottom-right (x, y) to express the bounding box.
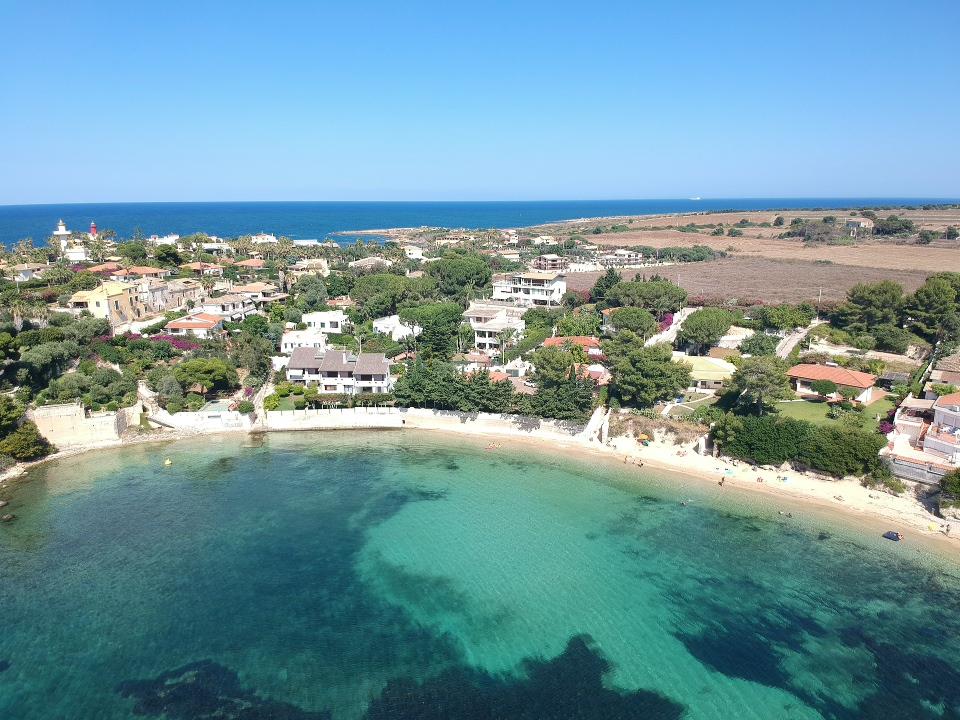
top-left (0, 198), bottom-right (955, 247)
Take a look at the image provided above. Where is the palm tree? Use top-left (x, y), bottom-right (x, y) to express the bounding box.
top-left (233, 235), bottom-right (254, 258)
top-left (498, 328), bottom-right (516, 365)
top-left (277, 236), bottom-right (295, 263)
top-left (46, 235), bottom-right (63, 261)
top-left (13, 237), bottom-right (36, 262)
top-left (44, 261), bottom-right (74, 287)
top-left (89, 237), bottom-right (108, 262)
top-left (7, 294), bottom-right (46, 331)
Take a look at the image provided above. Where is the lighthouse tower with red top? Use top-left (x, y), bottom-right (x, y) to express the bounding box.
top-left (89, 221), bottom-right (98, 239)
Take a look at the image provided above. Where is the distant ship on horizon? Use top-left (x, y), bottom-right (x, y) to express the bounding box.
top-left (688, 196), bottom-right (702, 200)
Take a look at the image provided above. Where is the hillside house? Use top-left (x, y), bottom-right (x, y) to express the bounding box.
top-left (492, 272), bottom-right (566, 307)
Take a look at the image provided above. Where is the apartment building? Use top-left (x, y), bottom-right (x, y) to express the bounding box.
top-left (491, 272), bottom-right (566, 307)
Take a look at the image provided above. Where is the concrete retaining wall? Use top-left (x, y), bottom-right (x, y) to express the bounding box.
top-left (400, 408), bottom-right (585, 440)
top-left (264, 407), bottom-right (402, 431)
top-left (150, 407), bottom-right (254, 433)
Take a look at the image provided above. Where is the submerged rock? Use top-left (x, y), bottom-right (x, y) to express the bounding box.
top-left (0, 659), bottom-right (9, 672)
top-left (0, 514), bottom-right (14, 522)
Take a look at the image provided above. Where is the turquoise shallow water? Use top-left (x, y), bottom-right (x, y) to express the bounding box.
top-left (1, 432), bottom-right (959, 719)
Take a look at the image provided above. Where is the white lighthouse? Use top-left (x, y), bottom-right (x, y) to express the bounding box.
top-left (52, 219), bottom-right (72, 251)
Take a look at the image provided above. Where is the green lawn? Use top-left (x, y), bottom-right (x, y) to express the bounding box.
top-left (776, 396), bottom-right (894, 431)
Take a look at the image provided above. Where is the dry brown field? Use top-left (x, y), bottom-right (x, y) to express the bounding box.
top-left (530, 208), bottom-right (960, 275)
top-left (564, 257), bottom-right (932, 306)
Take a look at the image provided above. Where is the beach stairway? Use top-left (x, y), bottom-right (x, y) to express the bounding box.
top-left (579, 406), bottom-right (610, 444)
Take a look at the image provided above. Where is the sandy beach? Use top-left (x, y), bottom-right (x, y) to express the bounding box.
top-left (2, 416), bottom-right (956, 555)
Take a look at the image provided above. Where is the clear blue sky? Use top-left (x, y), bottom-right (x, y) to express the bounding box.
top-left (2, 0), bottom-right (958, 204)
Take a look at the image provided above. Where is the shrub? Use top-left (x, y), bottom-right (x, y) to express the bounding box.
top-left (276, 385), bottom-right (291, 398)
top-left (0, 422), bottom-right (56, 461)
top-left (166, 399), bottom-right (183, 414)
top-left (810, 379), bottom-right (838, 396)
top-left (293, 397), bottom-right (306, 410)
top-left (237, 400), bottom-right (255, 414)
top-left (263, 394), bottom-right (280, 411)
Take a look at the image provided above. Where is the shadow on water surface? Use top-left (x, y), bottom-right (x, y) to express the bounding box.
top-left (117, 636), bottom-right (685, 720)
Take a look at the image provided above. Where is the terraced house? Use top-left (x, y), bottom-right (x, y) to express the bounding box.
top-left (68, 281), bottom-right (150, 331)
top-left (285, 349), bottom-right (393, 394)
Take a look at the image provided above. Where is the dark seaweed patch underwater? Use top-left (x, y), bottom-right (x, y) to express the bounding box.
top-left (117, 636), bottom-right (684, 720)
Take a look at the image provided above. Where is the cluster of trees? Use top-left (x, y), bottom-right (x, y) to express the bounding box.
top-left (832, 274), bottom-right (960, 351)
top-left (603, 335), bottom-right (690, 407)
top-left (598, 276), bottom-right (687, 319)
top-left (676, 308), bottom-right (738, 355)
top-left (712, 413), bottom-right (885, 478)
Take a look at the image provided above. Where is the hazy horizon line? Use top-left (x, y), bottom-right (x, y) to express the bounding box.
top-left (2, 196), bottom-right (959, 209)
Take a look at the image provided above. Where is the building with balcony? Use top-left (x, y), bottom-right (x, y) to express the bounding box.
top-left (922, 391), bottom-right (960, 464)
top-left (464, 301), bottom-right (526, 357)
top-left (600, 249), bottom-right (645, 268)
top-left (531, 254), bottom-right (569, 271)
top-left (286, 349), bottom-right (393, 394)
top-left (68, 281), bottom-right (150, 330)
top-left (200, 294), bottom-right (256, 322)
top-left (491, 272), bottom-right (566, 307)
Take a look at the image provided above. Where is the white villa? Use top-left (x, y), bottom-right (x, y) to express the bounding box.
top-left (464, 300), bottom-right (526, 357)
top-left (372, 314), bottom-right (421, 342)
top-left (200, 294), bottom-right (256, 322)
top-left (302, 310), bottom-right (349, 333)
top-left (491, 272), bottom-right (566, 307)
top-left (280, 328), bottom-right (328, 355)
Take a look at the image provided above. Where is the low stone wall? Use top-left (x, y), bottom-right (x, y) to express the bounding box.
top-left (150, 407), bottom-right (253, 433)
top-left (264, 407), bottom-right (402, 431)
top-left (400, 408), bottom-right (585, 440)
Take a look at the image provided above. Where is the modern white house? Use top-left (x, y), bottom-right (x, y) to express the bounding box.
top-left (600, 248), bottom-right (646, 268)
top-left (250, 233), bottom-right (278, 244)
top-left (464, 301), bottom-right (526, 357)
top-left (402, 245), bottom-right (425, 261)
top-left (922, 392), bottom-right (960, 465)
top-left (201, 294), bottom-right (256, 322)
top-left (302, 310), bottom-right (349, 333)
top-left (372, 314), bottom-right (421, 342)
top-left (10, 263), bottom-right (48, 282)
top-left (491, 272), bottom-right (566, 307)
top-left (280, 329), bottom-right (328, 355)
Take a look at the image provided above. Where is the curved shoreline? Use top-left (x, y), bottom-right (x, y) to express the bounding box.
top-left (1, 420), bottom-right (956, 555)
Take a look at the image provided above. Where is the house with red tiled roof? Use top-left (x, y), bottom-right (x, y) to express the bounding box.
top-left (87, 261), bottom-right (122, 274)
top-left (233, 258), bottom-right (266, 270)
top-left (787, 363), bottom-right (877, 404)
top-left (180, 262), bottom-right (223, 277)
top-left (164, 312), bottom-right (224, 339)
top-left (543, 335), bottom-right (604, 360)
top-left (109, 266), bottom-right (171, 281)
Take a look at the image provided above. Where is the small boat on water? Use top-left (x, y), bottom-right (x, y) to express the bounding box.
top-left (882, 531), bottom-right (903, 542)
